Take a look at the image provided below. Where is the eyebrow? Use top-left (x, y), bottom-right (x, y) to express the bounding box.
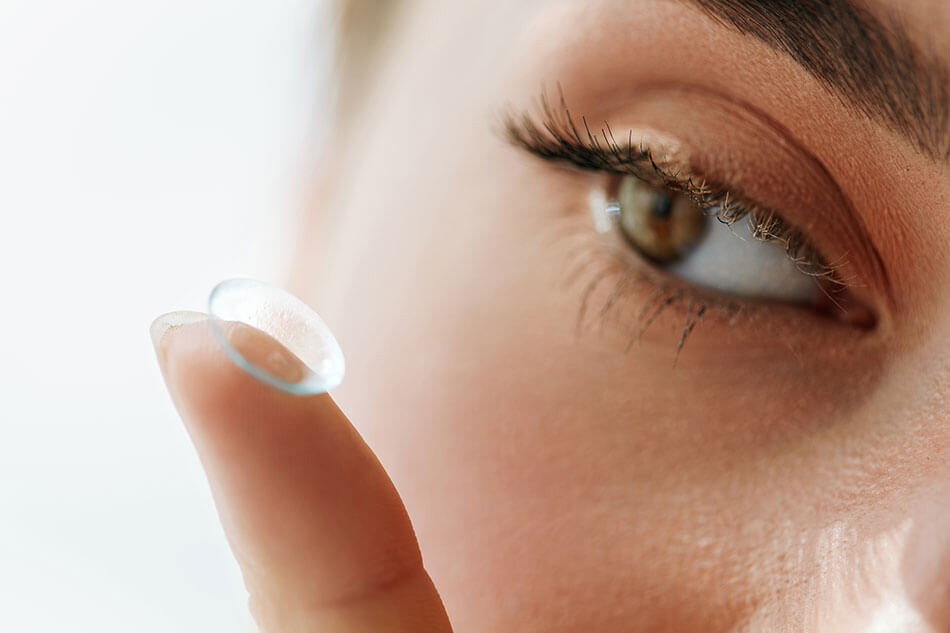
top-left (682, 0), bottom-right (950, 162)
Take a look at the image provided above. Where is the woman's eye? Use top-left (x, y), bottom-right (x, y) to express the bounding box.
top-left (503, 99), bottom-right (876, 330)
top-left (603, 175), bottom-right (822, 304)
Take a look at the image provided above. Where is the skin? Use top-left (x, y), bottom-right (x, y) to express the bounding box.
top-left (154, 0), bottom-right (950, 631)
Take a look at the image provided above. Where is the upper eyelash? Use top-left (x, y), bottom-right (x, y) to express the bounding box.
top-left (502, 89), bottom-right (847, 285)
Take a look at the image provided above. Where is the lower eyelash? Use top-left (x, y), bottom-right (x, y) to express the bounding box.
top-left (558, 222), bottom-right (741, 364)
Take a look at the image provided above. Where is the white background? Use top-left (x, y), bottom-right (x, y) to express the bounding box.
top-left (0, 1), bottom-right (328, 630)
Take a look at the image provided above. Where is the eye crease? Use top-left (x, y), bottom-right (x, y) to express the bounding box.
top-left (503, 90), bottom-right (878, 337)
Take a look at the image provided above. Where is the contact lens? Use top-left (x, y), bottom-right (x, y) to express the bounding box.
top-left (208, 278), bottom-right (345, 395)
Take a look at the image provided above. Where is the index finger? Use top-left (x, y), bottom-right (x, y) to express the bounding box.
top-left (152, 312), bottom-right (454, 633)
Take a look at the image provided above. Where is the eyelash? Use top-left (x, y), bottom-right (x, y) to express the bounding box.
top-left (503, 89), bottom-right (851, 358)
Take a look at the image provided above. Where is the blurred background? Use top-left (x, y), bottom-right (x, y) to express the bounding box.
top-left (0, 1), bottom-right (329, 630)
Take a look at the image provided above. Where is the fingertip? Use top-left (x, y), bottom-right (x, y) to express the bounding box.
top-left (157, 318), bottom-right (313, 448)
top-left (149, 310), bottom-right (208, 361)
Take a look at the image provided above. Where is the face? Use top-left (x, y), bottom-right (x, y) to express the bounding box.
top-left (294, 0), bottom-right (950, 630)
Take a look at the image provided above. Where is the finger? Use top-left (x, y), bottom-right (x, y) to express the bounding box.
top-left (151, 312), bottom-right (453, 633)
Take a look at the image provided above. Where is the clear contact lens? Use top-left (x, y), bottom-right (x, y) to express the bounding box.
top-left (208, 278), bottom-right (345, 395)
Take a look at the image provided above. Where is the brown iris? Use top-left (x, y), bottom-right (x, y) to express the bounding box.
top-left (615, 176), bottom-right (708, 264)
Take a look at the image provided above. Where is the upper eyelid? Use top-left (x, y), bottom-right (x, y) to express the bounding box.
top-left (503, 91), bottom-right (733, 205)
top-left (503, 98), bottom-right (753, 231)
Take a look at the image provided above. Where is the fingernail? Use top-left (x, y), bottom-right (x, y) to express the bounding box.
top-left (150, 311), bottom-right (208, 354)
top-left (208, 279), bottom-right (345, 395)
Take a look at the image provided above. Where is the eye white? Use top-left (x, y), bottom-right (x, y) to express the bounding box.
top-left (591, 178), bottom-right (821, 303)
top-left (668, 213), bottom-right (818, 302)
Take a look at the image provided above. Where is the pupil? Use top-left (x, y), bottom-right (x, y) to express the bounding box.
top-left (650, 192), bottom-right (674, 219)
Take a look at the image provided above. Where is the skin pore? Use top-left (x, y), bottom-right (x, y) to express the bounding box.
top-left (284, 0), bottom-right (950, 630)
